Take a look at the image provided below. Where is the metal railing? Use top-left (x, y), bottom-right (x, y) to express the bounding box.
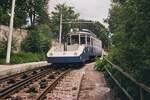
top-left (103, 57), bottom-right (150, 100)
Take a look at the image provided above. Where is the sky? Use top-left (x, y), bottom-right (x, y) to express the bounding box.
top-left (48, 0), bottom-right (111, 27)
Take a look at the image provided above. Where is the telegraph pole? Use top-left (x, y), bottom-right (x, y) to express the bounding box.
top-left (6, 0), bottom-right (16, 64)
top-left (59, 14), bottom-right (62, 45)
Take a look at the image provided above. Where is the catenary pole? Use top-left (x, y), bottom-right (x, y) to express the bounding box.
top-left (59, 14), bottom-right (62, 45)
top-left (6, 0), bottom-right (16, 64)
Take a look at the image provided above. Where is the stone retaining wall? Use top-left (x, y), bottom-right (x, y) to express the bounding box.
top-left (0, 25), bottom-right (27, 53)
top-left (0, 61), bottom-right (50, 76)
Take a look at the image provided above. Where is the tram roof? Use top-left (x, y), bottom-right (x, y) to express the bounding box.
top-left (67, 30), bottom-right (97, 38)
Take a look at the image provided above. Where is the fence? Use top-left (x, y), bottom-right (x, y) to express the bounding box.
top-left (103, 57), bottom-right (150, 100)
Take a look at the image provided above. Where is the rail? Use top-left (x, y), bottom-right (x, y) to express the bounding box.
top-left (37, 69), bottom-right (71, 100)
top-left (0, 68), bottom-right (52, 99)
top-left (103, 57), bottom-right (150, 100)
top-left (0, 66), bottom-right (48, 83)
top-left (76, 72), bottom-right (84, 100)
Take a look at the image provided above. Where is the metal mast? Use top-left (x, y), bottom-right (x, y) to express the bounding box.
top-left (59, 14), bottom-right (63, 45)
top-left (6, 0), bottom-right (16, 64)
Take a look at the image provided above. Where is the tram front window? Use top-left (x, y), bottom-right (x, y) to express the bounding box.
top-left (80, 37), bottom-right (85, 44)
top-left (67, 37), bottom-right (71, 45)
top-left (71, 35), bottom-right (79, 44)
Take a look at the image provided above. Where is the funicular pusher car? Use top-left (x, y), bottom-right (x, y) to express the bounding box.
top-left (47, 29), bottom-right (102, 64)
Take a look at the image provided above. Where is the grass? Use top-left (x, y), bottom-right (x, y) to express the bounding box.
top-left (0, 52), bottom-right (47, 64)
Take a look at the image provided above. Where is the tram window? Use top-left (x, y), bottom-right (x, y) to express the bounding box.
top-left (80, 37), bottom-right (85, 44)
top-left (71, 35), bottom-right (79, 44)
top-left (87, 37), bottom-right (90, 45)
top-left (67, 37), bottom-right (71, 45)
top-left (91, 38), bottom-right (93, 46)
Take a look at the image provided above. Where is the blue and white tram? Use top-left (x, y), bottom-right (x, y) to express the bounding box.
top-left (47, 29), bottom-right (102, 64)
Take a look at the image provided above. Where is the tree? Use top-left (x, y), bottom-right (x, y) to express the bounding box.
top-left (21, 24), bottom-right (51, 53)
top-left (25, 0), bottom-right (50, 27)
top-left (51, 3), bottom-right (79, 39)
top-left (108, 0), bottom-right (150, 99)
top-left (0, 0), bottom-right (50, 28)
top-left (0, 0), bottom-right (27, 27)
top-left (0, 0), bottom-right (11, 26)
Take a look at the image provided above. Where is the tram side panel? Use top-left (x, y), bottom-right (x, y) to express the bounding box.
top-left (90, 39), bottom-right (102, 58)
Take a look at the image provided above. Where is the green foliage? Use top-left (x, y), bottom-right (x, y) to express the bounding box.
top-left (0, 0), bottom-right (49, 27)
top-left (10, 52), bottom-right (45, 64)
top-left (22, 24), bottom-right (51, 53)
top-left (107, 0), bottom-right (150, 99)
top-left (95, 58), bottom-right (107, 71)
top-left (112, 0), bottom-right (126, 4)
top-left (0, 58), bottom-right (5, 64)
top-left (51, 3), bottom-right (79, 39)
top-left (0, 39), bottom-right (7, 58)
top-left (51, 4), bottom-right (108, 47)
top-left (0, 52), bottom-right (45, 64)
top-left (0, 0), bottom-right (51, 64)
top-left (0, 0), bottom-right (27, 27)
top-left (0, 7), bottom-right (9, 26)
top-left (25, 0), bottom-right (50, 27)
top-left (109, 0), bottom-right (150, 83)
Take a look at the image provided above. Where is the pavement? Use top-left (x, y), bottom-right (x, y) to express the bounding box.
top-left (79, 62), bottom-right (112, 100)
top-left (0, 61), bottom-right (50, 76)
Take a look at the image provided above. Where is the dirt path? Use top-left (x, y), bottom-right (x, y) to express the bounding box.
top-left (79, 62), bottom-right (111, 100)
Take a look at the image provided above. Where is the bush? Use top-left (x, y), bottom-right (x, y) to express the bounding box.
top-left (0, 39), bottom-right (7, 58)
top-left (0, 58), bottom-right (5, 64)
top-left (22, 24), bottom-right (52, 53)
top-left (0, 52), bottom-right (47, 64)
top-left (95, 58), bottom-right (108, 71)
top-left (0, 24), bottom-right (51, 64)
top-left (10, 52), bottom-right (46, 64)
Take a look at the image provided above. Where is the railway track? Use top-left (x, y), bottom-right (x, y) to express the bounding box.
top-left (0, 65), bottom-right (49, 83)
top-left (76, 72), bottom-right (84, 100)
top-left (0, 64), bottom-right (70, 99)
top-left (0, 68), bottom-right (53, 99)
top-left (0, 65), bottom-right (50, 94)
top-left (37, 69), bottom-right (71, 100)
top-left (0, 63), bottom-right (88, 100)
top-left (37, 68), bottom-right (85, 100)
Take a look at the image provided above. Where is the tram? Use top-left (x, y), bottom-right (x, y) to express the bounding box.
top-left (47, 29), bottom-right (102, 64)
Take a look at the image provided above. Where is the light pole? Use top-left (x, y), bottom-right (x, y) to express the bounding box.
top-left (6, 0), bottom-right (16, 64)
top-left (59, 14), bottom-right (62, 45)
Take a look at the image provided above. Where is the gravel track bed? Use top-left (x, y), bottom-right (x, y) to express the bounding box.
top-left (1, 69), bottom-right (62, 99)
top-left (0, 67), bottom-right (48, 92)
top-left (46, 69), bottom-right (84, 100)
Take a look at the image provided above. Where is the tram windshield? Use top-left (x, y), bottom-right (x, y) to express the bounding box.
top-left (67, 35), bottom-right (79, 45)
top-left (67, 34), bottom-right (87, 45)
top-left (71, 35), bottom-right (79, 44)
top-left (80, 36), bottom-right (85, 44)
